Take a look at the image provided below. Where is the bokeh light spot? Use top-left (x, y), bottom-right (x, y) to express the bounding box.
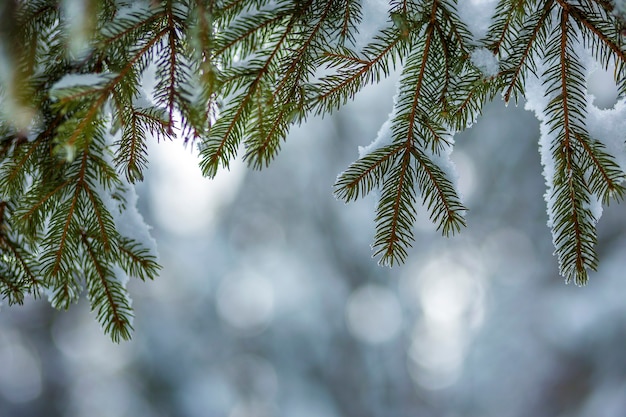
top-left (217, 273), bottom-right (275, 335)
top-left (0, 333), bottom-right (42, 403)
top-left (345, 285), bottom-right (403, 344)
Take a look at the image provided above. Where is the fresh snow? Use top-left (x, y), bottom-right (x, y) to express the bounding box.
top-left (358, 93), bottom-right (397, 158)
top-left (353, 0), bottom-right (391, 50)
top-left (100, 128), bottom-right (160, 287)
top-left (51, 73), bottom-right (113, 91)
top-left (358, 116), bottom-right (392, 157)
top-left (471, 48), bottom-right (499, 77)
top-left (132, 88), bottom-right (154, 109)
top-left (346, 0), bottom-right (625, 277)
top-left (586, 100), bottom-right (626, 174)
top-left (110, 180), bottom-right (159, 262)
top-left (99, 175), bottom-right (159, 288)
top-left (353, 0), bottom-right (497, 213)
top-left (457, 0), bottom-right (498, 41)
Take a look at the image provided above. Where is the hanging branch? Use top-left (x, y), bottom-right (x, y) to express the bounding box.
top-left (1, 0), bottom-right (626, 340)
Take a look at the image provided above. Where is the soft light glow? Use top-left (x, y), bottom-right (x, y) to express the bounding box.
top-left (407, 322), bottom-right (465, 390)
top-left (0, 333), bottom-right (42, 403)
top-left (149, 136), bottom-right (245, 236)
top-left (345, 285), bottom-right (403, 344)
top-left (217, 273), bottom-right (275, 335)
top-left (401, 249), bottom-right (486, 390)
top-left (418, 262), bottom-right (477, 324)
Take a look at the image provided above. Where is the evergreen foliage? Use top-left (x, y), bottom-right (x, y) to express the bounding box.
top-left (0, 0), bottom-right (625, 340)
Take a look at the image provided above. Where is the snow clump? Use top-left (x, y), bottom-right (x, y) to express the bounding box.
top-left (470, 48), bottom-right (499, 78)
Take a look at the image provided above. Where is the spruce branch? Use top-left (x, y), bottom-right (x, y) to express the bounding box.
top-left (335, 144), bottom-right (405, 202)
top-left (410, 146), bottom-right (466, 236)
top-left (338, 0), bottom-right (363, 45)
top-left (0, 201), bottom-right (42, 304)
top-left (541, 5), bottom-right (625, 284)
top-left (114, 105), bottom-right (173, 183)
top-left (81, 229), bottom-right (134, 343)
top-left (500, 0), bottom-right (554, 104)
top-left (314, 26), bottom-right (410, 114)
top-left (200, 2), bottom-right (303, 177)
top-left (2, 0), bottom-right (626, 340)
top-left (486, 0), bottom-right (528, 55)
top-left (576, 134), bottom-right (626, 204)
top-left (117, 237), bottom-right (161, 282)
top-left (373, 149), bottom-right (419, 266)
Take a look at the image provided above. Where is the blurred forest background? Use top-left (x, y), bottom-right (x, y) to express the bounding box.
top-left (2, 39), bottom-right (626, 417)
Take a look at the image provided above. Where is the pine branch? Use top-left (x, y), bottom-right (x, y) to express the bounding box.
top-left (410, 146), bottom-right (466, 236)
top-left (339, 0), bottom-right (363, 45)
top-left (187, 1), bottom-right (222, 128)
top-left (81, 230), bottom-right (134, 343)
top-left (43, 152), bottom-right (89, 294)
top-left (200, 3), bottom-right (302, 177)
top-left (374, 149), bottom-right (418, 265)
top-left (244, 0), bottom-right (335, 168)
top-left (445, 68), bottom-right (503, 131)
top-left (335, 144), bottom-right (405, 202)
top-left (0, 134), bottom-right (48, 199)
top-left (2, 0), bottom-right (626, 338)
top-left (485, 0), bottom-right (527, 55)
top-left (117, 237), bottom-right (161, 281)
top-left (0, 202), bottom-right (42, 304)
top-left (541, 6), bottom-right (625, 284)
top-left (214, 11), bottom-right (289, 65)
top-left (352, 0), bottom-right (467, 265)
top-left (314, 27), bottom-right (409, 114)
top-left (114, 105), bottom-right (173, 183)
top-left (500, 0), bottom-right (554, 103)
top-left (576, 134), bottom-right (626, 204)
top-left (562, 0), bottom-right (626, 95)
top-left (561, 0), bottom-right (626, 64)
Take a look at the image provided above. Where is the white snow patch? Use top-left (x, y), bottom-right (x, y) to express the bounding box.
top-left (580, 47), bottom-right (626, 175)
top-left (51, 73), bottom-right (113, 91)
top-left (111, 180), bottom-right (159, 259)
top-left (358, 113), bottom-right (394, 157)
top-left (132, 89), bottom-right (153, 109)
top-left (457, 0), bottom-right (498, 41)
top-left (523, 67), bottom-right (557, 229)
top-left (587, 66), bottom-right (620, 109)
top-left (471, 48), bottom-right (499, 77)
top-left (353, 0), bottom-right (391, 50)
top-left (97, 175), bottom-right (158, 290)
top-left (358, 89), bottom-right (398, 157)
top-left (98, 129), bottom-right (160, 285)
top-left (586, 100), bottom-right (626, 173)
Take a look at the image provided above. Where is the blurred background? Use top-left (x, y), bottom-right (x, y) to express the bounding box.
top-left (3, 32), bottom-right (626, 417)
